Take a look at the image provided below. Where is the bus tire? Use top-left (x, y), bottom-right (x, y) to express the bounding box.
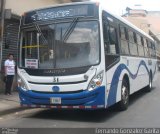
top-left (146, 72), bottom-right (152, 92)
top-left (118, 79), bottom-right (129, 111)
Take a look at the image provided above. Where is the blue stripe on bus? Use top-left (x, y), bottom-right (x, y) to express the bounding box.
top-left (107, 60), bottom-right (150, 107)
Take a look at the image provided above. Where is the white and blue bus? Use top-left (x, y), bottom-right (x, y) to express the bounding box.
top-left (17, 2), bottom-right (157, 110)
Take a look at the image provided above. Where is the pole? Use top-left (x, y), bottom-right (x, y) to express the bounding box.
top-left (0, 0), bottom-right (5, 72)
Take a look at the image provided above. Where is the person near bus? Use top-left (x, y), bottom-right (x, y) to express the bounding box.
top-left (4, 54), bottom-right (16, 95)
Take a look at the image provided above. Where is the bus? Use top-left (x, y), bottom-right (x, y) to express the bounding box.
top-left (17, 2), bottom-right (157, 111)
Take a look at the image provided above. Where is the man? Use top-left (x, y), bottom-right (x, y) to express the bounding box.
top-left (4, 54), bottom-right (15, 95)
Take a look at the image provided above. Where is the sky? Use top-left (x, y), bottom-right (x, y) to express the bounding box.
top-left (91, 0), bottom-right (160, 15)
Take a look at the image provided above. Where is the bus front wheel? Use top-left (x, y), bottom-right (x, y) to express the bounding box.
top-left (118, 79), bottom-right (129, 111)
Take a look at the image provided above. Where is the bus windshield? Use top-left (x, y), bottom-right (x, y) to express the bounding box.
top-left (20, 20), bottom-right (100, 69)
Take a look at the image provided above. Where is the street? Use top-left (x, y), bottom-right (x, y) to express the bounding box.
top-left (0, 73), bottom-right (160, 129)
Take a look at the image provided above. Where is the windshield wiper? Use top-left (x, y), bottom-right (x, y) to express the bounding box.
top-left (33, 22), bottom-right (48, 45)
top-left (62, 17), bottom-right (79, 42)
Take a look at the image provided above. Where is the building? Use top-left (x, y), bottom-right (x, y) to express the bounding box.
top-left (0, 0), bottom-right (84, 91)
top-left (123, 7), bottom-right (160, 63)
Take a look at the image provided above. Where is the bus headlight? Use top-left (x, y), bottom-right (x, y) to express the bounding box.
top-left (88, 71), bottom-right (104, 91)
top-left (18, 78), bottom-right (29, 91)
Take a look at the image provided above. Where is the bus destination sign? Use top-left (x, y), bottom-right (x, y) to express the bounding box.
top-left (24, 4), bottom-right (96, 24)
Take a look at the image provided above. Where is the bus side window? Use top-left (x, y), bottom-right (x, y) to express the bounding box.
top-left (144, 39), bottom-right (149, 57)
top-left (147, 40), bottom-right (152, 57)
top-left (103, 21), bottom-right (119, 55)
top-left (137, 35), bottom-right (145, 57)
top-left (103, 23), bottom-right (110, 54)
top-left (120, 26), bottom-right (129, 55)
top-left (103, 18), bottom-right (119, 55)
top-left (151, 42), bottom-right (156, 58)
top-left (108, 26), bottom-right (118, 54)
top-left (102, 12), bottom-right (120, 70)
top-left (153, 43), bottom-right (156, 58)
top-left (128, 30), bottom-right (138, 56)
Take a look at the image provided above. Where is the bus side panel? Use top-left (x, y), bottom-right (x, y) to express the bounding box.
top-left (106, 62), bottom-right (122, 107)
top-left (106, 58), bottom-right (130, 107)
top-left (151, 59), bottom-right (157, 82)
top-left (126, 57), bottom-right (149, 94)
top-left (106, 57), bottom-right (150, 107)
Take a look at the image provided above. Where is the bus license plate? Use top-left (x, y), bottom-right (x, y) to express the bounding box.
top-left (50, 97), bottom-right (61, 104)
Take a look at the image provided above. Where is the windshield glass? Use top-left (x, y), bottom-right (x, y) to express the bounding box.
top-left (20, 20), bottom-right (100, 69)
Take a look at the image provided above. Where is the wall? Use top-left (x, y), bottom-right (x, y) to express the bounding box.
top-left (124, 16), bottom-right (150, 34)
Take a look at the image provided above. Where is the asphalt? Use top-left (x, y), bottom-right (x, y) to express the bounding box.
top-left (0, 91), bottom-right (27, 116)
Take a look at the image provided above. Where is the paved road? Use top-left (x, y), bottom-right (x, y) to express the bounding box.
top-left (0, 73), bottom-right (160, 129)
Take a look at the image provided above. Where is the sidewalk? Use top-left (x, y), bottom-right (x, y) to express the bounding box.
top-left (0, 91), bottom-right (26, 116)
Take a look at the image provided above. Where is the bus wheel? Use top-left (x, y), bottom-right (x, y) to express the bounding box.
top-left (118, 79), bottom-right (129, 111)
top-left (146, 73), bottom-right (152, 92)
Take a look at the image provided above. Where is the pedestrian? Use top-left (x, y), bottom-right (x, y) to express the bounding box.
top-left (4, 54), bottom-right (16, 95)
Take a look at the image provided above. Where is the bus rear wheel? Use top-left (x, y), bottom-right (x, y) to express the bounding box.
top-left (146, 73), bottom-right (152, 92)
top-left (118, 79), bottom-right (129, 111)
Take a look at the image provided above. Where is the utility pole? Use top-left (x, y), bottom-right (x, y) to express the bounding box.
top-left (0, 0), bottom-right (5, 73)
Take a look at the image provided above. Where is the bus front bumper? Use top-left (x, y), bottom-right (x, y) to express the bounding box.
top-left (17, 86), bottom-right (105, 109)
